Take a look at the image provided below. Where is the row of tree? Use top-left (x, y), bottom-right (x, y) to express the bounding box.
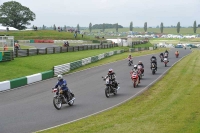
top-left (139, 21), bottom-right (198, 33)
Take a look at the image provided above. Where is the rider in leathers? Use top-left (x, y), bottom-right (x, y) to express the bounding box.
top-left (104, 68), bottom-right (118, 89)
top-left (54, 75), bottom-right (74, 101)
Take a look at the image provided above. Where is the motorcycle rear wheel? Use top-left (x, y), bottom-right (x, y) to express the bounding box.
top-left (53, 97), bottom-right (62, 110)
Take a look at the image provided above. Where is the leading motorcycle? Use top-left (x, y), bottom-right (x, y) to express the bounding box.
top-left (128, 58), bottom-right (133, 66)
top-left (52, 87), bottom-right (75, 110)
top-left (102, 77), bottom-right (120, 98)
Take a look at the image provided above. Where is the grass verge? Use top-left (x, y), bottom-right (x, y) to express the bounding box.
top-left (37, 50), bottom-right (200, 133)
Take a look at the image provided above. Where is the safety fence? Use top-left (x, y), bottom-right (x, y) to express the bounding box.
top-left (13, 44), bottom-right (118, 57)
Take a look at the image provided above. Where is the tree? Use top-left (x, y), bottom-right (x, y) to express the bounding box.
top-left (64, 25), bottom-right (67, 31)
top-left (116, 23), bottom-right (118, 32)
top-left (144, 22), bottom-right (147, 32)
top-left (177, 22), bottom-right (180, 33)
top-left (77, 24), bottom-right (80, 31)
top-left (130, 21), bottom-right (133, 31)
top-left (198, 24), bottom-right (200, 28)
top-left (53, 24), bottom-right (56, 30)
top-left (160, 22), bottom-right (164, 33)
top-left (0, 1), bottom-right (36, 30)
top-left (89, 22), bottom-right (92, 32)
top-left (193, 21), bottom-right (197, 33)
top-left (102, 23), bottom-right (105, 32)
top-left (42, 25), bottom-right (45, 30)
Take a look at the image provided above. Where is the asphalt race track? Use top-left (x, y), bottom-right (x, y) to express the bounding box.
top-left (0, 48), bottom-right (191, 133)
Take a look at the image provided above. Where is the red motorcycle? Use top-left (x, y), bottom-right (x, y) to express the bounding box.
top-left (130, 71), bottom-right (139, 88)
top-left (175, 53), bottom-right (179, 58)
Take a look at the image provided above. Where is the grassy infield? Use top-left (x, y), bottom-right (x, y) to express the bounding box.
top-left (36, 50), bottom-right (200, 133)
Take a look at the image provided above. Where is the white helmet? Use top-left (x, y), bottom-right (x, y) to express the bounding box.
top-left (133, 65), bottom-right (137, 69)
top-left (57, 74), bottom-right (63, 81)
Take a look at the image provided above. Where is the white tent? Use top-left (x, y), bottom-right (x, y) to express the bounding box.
top-left (0, 26), bottom-right (18, 31)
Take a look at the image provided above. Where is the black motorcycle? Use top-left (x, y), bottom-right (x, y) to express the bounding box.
top-left (52, 87), bottom-right (75, 110)
top-left (128, 59), bottom-right (133, 66)
top-left (151, 62), bottom-right (156, 75)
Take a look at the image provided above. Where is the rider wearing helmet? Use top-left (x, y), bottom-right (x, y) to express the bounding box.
top-left (137, 61), bottom-right (144, 75)
top-left (127, 54), bottom-right (132, 59)
top-left (131, 65), bottom-right (141, 83)
top-left (165, 50), bottom-right (169, 54)
top-left (104, 68), bottom-right (118, 89)
top-left (150, 55), bottom-right (157, 70)
top-left (160, 52), bottom-right (164, 57)
top-left (54, 75), bottom-right (74, 101)
top-left (175, 50), bottom-right (179, 55)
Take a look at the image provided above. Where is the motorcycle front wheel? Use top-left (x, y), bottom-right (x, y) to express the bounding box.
top-left (105, 87), bottom-right (110, 98)
top-left (53, 96), bottom-right (62, 110)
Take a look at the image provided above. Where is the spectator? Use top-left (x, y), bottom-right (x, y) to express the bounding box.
top-left (3, 44), bottom-right (8, 51)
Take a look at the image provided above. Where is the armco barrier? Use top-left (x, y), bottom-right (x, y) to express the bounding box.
top-left (41, 70), bottom-right (54, 80)
top-left (26, 73), bottom-right (42, 84)
top-left (91, 56), bottom-right (99, 63)
top-left (70, 60), bottom-right (82, 70)
top-left (54, 64), bottom-right (70, 76)
top-left (10, 77), bottom-right (27, 89)
top-left (0, 81), bottom-right (10, 91)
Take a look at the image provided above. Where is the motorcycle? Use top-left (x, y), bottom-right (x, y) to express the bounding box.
top-left (130, 71), bottom-right (139, 88)
top-left (52, 87), bottom-right (75, 110)
top-left (151, 62), bottom-right (156, 75)
top-left (163, 57), bottom-right (169, 67)
top-left (128, 58), bottom-right (133, 66)
top-left (137, 65), bottom-right (143, 79)
top-left (102, 77), bottom-right (120, 98)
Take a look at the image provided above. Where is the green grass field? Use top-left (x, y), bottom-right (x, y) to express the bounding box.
top-left (37, 50), bottom-right (200, 133)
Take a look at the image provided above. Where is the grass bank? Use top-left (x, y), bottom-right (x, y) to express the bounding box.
top-left (38, 50), bottom-right (200, 133)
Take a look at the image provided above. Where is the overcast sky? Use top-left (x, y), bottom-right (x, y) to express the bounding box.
top-left (1, 0), bottom-right (200, 27)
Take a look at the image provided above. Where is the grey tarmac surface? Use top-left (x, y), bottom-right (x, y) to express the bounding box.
top-left (0, 48), bottom-right (191, 133)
